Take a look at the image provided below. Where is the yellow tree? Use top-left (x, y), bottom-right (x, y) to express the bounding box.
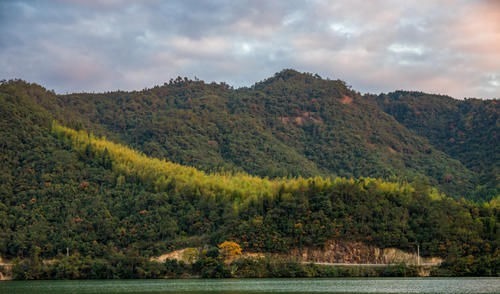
top-left (218, 241), bottom-right (242, 263)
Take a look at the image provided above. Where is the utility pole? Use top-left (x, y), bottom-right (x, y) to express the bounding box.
top-left (417, 244), bottom-right (420, 266)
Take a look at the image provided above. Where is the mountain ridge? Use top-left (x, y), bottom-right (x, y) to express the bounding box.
top-left (1, 71), bottom-right (497, 200)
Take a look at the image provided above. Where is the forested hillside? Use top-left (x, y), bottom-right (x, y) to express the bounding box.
top-left (14, 70), bottom-right (496, 200)
top-left (373, 92), bottom-right (498, 201)
top-left (0, 74), bottom-right (498, 278)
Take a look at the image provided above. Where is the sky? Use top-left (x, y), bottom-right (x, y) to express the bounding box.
top-left (1, 0), bottom-right (499, 98)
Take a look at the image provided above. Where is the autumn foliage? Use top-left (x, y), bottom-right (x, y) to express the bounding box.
top-left (218, 241), bottom-right (242, 262)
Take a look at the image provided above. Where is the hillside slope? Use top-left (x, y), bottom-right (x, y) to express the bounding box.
top-left (25, 70), bottom-right (489, 199)
top-left (0, 79), bottom-right (498, 278)
top-left (372, 91), bottom-right (498, 201)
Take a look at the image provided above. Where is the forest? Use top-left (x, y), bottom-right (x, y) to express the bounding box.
top-left (0, 72), bottom-right (498, 278)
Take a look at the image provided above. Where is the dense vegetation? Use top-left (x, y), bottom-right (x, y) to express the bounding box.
top-left (0, 73), bottom-right (498, 279)
top-left (373, 92), bottom-right (499, 201)
top-left (25, 70), bottom-right (496, 200)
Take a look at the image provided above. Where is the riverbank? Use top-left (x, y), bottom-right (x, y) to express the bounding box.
top-left (3, 253), bottom-right (445, 280)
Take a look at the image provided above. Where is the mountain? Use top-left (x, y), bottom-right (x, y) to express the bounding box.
top-left (0, 74), bottom-right (498, 278)
top-left (21, 69), bottom-right (495, 200)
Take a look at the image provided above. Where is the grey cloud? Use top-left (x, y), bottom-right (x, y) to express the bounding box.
top-left (0, 0), bottom-right (498, 98)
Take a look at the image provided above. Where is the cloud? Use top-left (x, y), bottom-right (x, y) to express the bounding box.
top-left (0, 0), bottom-right (498, 98)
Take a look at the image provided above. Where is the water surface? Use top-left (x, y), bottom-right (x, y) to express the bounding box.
top-left (1, 278), bottom-right (499, 294)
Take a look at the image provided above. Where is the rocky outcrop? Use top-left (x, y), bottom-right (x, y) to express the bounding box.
top-left (151, 240), bottom-right (442, 269)
top-left (289, 240), bottom-right (442, 265)
top-left (151, 248), bottom-right (193, 263)
top-left (0, 256), bottom-right (13, 280)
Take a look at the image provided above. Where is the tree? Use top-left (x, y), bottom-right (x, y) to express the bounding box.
top-left (218, 241), bottom-right (242, 263)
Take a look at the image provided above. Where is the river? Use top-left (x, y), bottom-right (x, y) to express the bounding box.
top-left (1, 278), bottom-right (499, 293)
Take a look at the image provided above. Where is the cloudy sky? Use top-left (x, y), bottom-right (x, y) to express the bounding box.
top-left (1, 0), bottom-right (499, 98)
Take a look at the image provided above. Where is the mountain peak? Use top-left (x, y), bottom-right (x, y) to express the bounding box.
top-left (265, 69), bottom-right (323, 83)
